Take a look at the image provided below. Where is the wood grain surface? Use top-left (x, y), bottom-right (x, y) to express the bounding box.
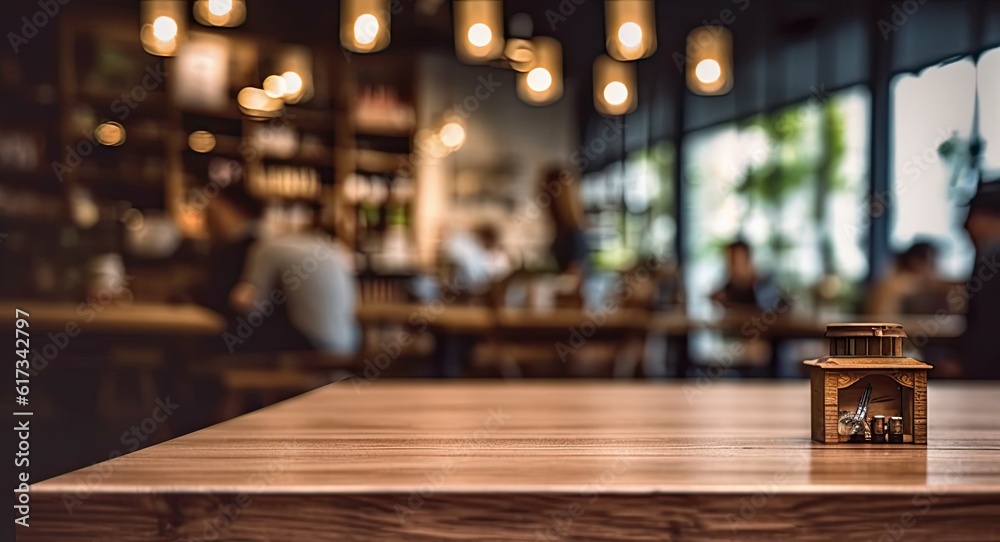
top-left (24, 381), bottom-right (1000, 541)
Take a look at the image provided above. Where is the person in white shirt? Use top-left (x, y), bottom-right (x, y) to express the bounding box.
top-left (230, 208), bottom-right (359, 355)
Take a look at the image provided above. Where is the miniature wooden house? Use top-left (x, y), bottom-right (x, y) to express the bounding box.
top-left (804, 323), bottom-right (931, 444)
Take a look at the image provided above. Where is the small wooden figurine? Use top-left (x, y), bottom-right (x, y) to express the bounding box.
top-left (804, 323), bottom-right (932, 444)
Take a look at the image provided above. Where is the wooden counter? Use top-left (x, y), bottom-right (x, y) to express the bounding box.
top-left (6, 300), bottom-right (225, 336)
top-left (25, 381), bottom-right (1000, 541)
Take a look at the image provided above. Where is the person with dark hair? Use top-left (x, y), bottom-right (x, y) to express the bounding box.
top-left (196, 180), bottom-right (263, 320)
top-left (541, 166), bottom-right (590, 303)
top-left (958, 180), bottom-right (1000, 378)
top-left (710, 240), bottom-right (761, 309)
top-left (868, 240), bottom-right (940, 315)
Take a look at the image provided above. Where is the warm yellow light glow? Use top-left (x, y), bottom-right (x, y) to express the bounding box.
top-left (193, 0), bottom-right (246, 28)
top-left (237, 87), bottom-right (284, 118)
top-left (617, 22), bottom-right (642, 49)
top-left (282, 71), bottom-right (303, 96)
top-left (526, 67), bottom-right (552, 92)
top-left (354, 14), bottom-right (379, 45)
top-left (695, 59), bottom-right (722, 84)
top-left (95, 122), bottom-right (126, 146)
top-left (454, 1), bottom-right (503, 63)
top-left (516, 37), bottom-right (562, 106)
top-left (603, 81), bottom-right (628, 106)
top-left (605, 1), bottom-right (656, 61)
top-left (341, 0), bottom-right (390, 53)
top-left (152, 16), bottom-right (178, 41)
top-left (208, 0), bottom-right (232, 16)
top-left (188, 131), bottom-right (217, 153)
top-left (467, 23), bottom-right (492, 47)
top-left (438, 122), bottom-right (466, 148)
top-left (263, 75), bottom-right (288, 98)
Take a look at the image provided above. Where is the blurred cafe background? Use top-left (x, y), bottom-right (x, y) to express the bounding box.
top-left (3, 0), bottom-right (1000, 480)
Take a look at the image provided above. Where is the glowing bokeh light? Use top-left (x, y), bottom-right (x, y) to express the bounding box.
top-left (152, 16), bottom-right (178, 41)
top-left (354, 14), bottom-right (379, 45)
top-left (695, 59), bottom-right (722, 84)
top-left (526, 67), bottom-right (552, 92)
top-left (603, 81), bottom-right (628, 106)
top-left (467, 23), bottom-right (492, 47)
top-left (617, 22), bottom-right (642, 49)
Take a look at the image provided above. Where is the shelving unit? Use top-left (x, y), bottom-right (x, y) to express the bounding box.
top-left (0, 9), bottom-right (430, 298)
top-left (339, 54), bottom-right (418, 275)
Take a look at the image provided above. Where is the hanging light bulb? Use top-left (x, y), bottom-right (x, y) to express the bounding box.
top-left (140, 0), bottom-right (186, 56)
top-left (261, 46), bottom-right (313, 105)
top-left (208, 0), bottom-right (232, 16)
top-left (605, 0), bottom-right (656, 61)
top-left (468, 24), bottom-right (492, 47)
top-left (593, 55), bottom-right (636, 116)
top-left (603, 81), bottom-right (628, 106)
top-left (193, 0), bottom-right (247, 28)
top-left (438, 121), bottom-right (466, 150)
top-left (341, 0), bottom-right (391, 53)
top-left (516, 36), bottom-right (563, 106)
top-left (453, 0), bottom-right (504, 64)
top-left (526, 68), bottom-right (551, 92)
top-left (354, 14), bottom-right (379, 45)
top-left (695, 59), bottom-right (722, 84)
top-left (152, 17), bottom-right (178, 41)
top-left (686, 26), bottom-right (733, 95)
top-left (617, 22), bottom-right (642, 49)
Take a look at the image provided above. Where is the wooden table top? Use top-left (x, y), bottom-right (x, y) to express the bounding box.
top-left (6, 300), bottom-right (226, 335)
top-left (27, 381), bottom-right (1000, 541)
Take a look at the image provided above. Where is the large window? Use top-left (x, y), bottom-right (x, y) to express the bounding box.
top-left (582, 141), bottom-right (675, 270)
top-left (890, 47), bottom-right (1000, 279)
top-left (979, 48), bottom-right (1000, 179)
top-left (890, 58), bottom-right (977, 278)
top-left (683, 86), bottom-right (871, 318)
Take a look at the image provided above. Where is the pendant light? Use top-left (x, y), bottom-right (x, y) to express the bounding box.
top-left (594, 54), bottom-right (636, 116)
top-left (140, 0), bottom-right (186, 56)
top-left (515, 36), bottom-right (563, 106)
top-left (341, 0), bottom-right (391, 53)
top-left (605, 0), bottom-right (656, 61)
top-left (193, 0), bottom-right (247, 28)
top-left (454, 0), bottom-right (504, 64)
top-left (686, 25), bottom-right (733, 96)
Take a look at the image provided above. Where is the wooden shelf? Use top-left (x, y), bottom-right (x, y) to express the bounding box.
top-left (354, 149), bottom-right (409, 174)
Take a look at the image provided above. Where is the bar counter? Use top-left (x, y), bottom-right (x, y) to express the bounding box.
top-left (25, 381), bottom-right (1000, 541)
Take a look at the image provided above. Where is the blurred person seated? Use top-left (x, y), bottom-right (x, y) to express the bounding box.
top-left (958, 180), bottom-right (1000, 379)
top-left (229, 204), bottom-right (360, 356)
top-left (475, 222), bottom-right (513, 283)
top-left (708, 240), bottom-right (782, 369)
top-left (709, 240), bottom-right (781, 311)
top-left (195, 181), bottom-right (262, 319)
top-left (441, 221), bottom-right (513, 301)
top-left (867, 241), bottom-right (945, 315)
top-left (541, 166), bottom-right (591, 307)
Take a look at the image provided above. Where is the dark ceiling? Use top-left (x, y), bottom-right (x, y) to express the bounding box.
top-left (1, 0), bottom-right (847, 85)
